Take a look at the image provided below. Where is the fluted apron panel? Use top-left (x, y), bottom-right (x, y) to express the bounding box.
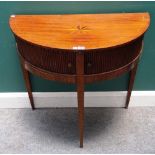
top-left (15, 36), bottom-right (143, 75)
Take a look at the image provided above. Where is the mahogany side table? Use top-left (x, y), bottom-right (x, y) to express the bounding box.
top-left (9, 13), bottom-right (150, 147)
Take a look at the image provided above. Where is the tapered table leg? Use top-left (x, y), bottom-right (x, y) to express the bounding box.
top-left (77, 77), bottom-right (84, 148)
top-left (21, 62), bottom-right (35, 110)
top-left (76, 51), bottom-right (84, 148)
top-left (125, 62), bottom-right (138, 109)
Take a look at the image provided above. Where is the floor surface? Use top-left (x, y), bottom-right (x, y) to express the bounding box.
top-left (0, 107), bottom-right (155, 153)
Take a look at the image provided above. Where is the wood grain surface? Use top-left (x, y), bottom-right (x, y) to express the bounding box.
top-left (9, 13), bottom-right (150, 50)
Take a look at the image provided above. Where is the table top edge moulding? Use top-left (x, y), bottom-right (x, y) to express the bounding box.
top-left (9, 12), bottom-right (150, 50)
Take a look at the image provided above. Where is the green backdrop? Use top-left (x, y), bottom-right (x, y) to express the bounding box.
top-left (0, 1), bottom-right (155, 92)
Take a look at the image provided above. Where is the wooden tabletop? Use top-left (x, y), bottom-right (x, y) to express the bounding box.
top-left (9, 13), bottom-right (150, 50)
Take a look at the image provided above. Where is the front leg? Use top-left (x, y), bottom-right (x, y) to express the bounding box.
top-left (76, 51), bottom-right (84, 148)
top-left (20, 60), bottom-right (35, 110)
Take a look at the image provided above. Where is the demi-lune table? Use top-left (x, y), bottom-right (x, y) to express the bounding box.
top-left (9, 13), bottom-right (150, 147)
